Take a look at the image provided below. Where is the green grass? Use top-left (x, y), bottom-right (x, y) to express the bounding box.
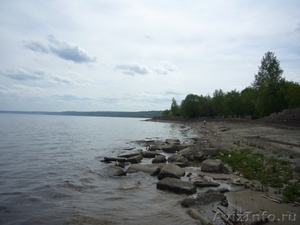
top-left (213, 148), bottom-right (300, 202)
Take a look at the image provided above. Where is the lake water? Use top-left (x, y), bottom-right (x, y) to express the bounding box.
top-left (0, 114), bottom-right (199, 225)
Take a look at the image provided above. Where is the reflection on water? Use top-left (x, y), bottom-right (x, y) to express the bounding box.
top-left (0, 114), bottom-right (197, 225)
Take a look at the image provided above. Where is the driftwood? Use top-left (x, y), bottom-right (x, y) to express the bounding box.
top-left (260, 194), bottom-right (282, 204)
top-left (194, 181), bottom-right (220, 188)
top-left (102, 157), bottom-right (127, 163)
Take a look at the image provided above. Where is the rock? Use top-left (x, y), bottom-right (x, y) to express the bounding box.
top-left (152, 155), bottom-right (166, 163)
top-left (126, 154), bottom-right (143, 164)
top-left (168, 154), bottom-right (188, 165)
top-left (156, 177), bottom-right (196, 194)
top-left (165, 139), bottom-right (181, 145)
top-left (103, 165), bottom-right (126, 177)
top-left (141, 151), bottom-right (160, 158)
top-left (186, 208), bottom-right (214, 225)
top-left (201, 159), bottom-right (222, 172)
top-left (176, 143), bottom-right (195, 151)
top-left (160, 144), bottom-right (178, 153)
top-left (118, 151), bottom-right (142, 158)
top-left (202, 148), bottom-right (218, 156)
top-left (178, 146), bottom-right (206, 161)
top-left (126, 164), bottom-right (164, 176)
top-left (193, 181), bottom-right (220, 188)
top-left (181, 189), bottom-right (226, 207)
top-left (157, 163), bottom-right (185, 180)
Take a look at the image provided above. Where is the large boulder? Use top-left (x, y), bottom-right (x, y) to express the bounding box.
top-left (102, 165), bottom-right (126, 177)
top-left (118, 151), bottom-right (142, 158)
top-left (126, 164), bottom-right (164, 176)
top-left (141, 151), bottom-right (160, 158)
top-left (157, 163), bottom-right (185, 180)
top-left (178, 146), bottom-right (206, 161)
top-left (167, 154), bottom-right (188, 165)
top-left (157, 177), bottom-right (196, 194)
top-left (152, 155), bottom-right (167, 164)
top-left (127, 154), bottom-right (143, 164)
top-left (159, 144), bottom-right (178, 153)
top-left (201, 159), bottom-right (222, 172)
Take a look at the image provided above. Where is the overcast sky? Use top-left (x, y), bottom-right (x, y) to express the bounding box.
top-left (0, 0), bottom-right (299, 112)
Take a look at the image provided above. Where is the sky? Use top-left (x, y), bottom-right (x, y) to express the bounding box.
top-left (0, 0), bottom-right (299, 112)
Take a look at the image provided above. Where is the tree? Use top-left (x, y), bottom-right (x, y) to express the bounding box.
top-left (211, 89), bottom-right (225, 116)
top-left (252, 52), bottom-right (284, 117)
top-left (284, 81), bottom-right (300, 108)
top-left (170, 98), bottom-right (180, 116)
top-left (240, 87), bottom-right (256, 116)
top-left (224, 90), bottom-right (242, 116)
top-left (180, 94), bottom-right (201, 118)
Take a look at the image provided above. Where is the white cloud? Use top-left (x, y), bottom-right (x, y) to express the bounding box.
top-left (1, 68), bottom-right (46, 80)
top-left (154, 61), bottom-right (177, 75)
top-left (114, 62), bottom-right (150, 75)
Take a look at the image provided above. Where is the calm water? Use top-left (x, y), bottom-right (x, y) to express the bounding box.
top-left (0, 114), bottom-right (199, 225)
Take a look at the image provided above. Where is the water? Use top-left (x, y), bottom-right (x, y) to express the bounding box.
top-left (0, 114), bottom-right (198, 225)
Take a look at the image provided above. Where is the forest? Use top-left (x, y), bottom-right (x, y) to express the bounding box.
top-left (162, 52), bottom-right (300, 119)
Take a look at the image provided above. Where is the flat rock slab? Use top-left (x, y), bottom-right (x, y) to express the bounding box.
top-left (141, 151), bottom-right (160, 158)
top-left (157, 177), bottom-right (196, 195)
top-left (126, 164), bottom-right (165, 176)
top-left (126, 155), bottom-right (143, 164)
top-left (157, 163), bottom-right (185, 180)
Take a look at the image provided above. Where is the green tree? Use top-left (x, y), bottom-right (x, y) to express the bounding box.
top-left (252, 51), bottom-right (285, 117)
top-left (211, 89), bottom-right (225, 116)
top-left (284, 81), bottom-right (300, 108)
top-left (170, 97), bottom-right (180, 116)
top-left (180, 94), bottom-right (201, 118)
top-left (240, 87), bottom-right (256, 116)
top-left (224, 90), bottom-right (242, 116)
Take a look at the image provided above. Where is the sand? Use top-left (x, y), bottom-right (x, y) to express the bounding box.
top-left (154, 119), bottom-right (300, 224)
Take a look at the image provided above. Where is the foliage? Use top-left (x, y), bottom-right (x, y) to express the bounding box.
top-left (161, 52), bottom-right (299, 119)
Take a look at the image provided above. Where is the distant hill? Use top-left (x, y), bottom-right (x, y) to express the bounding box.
top-left (0, 110), bottom-right (162, 118)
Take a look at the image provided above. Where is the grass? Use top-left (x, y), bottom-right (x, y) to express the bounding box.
top-left (212, 148), bottom-right (300, 202)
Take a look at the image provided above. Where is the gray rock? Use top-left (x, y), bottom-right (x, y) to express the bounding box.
top-left (126, 164), bottom-right (164, 176)
top-left (157, 163), bottom-right (185, 180)
top-left (168, 154), bottom-right (188, 165)
top-left (165, 139), bottom-right (181, 145)
top-left (176, 143), bottom-right (195, 151)
top-left (178, 146), bottom-right (206, 161)
top-left (118, 151), bottom-right (142, 158)
top-left (157, 177), bottom-right (196, 195)
top-left (201, 159), bottom-right (222, 172)
top-left (141, 151), bottom-right (160, 158)
top-left (152, 155), bottom-right (166, 164)
top-left (103, 165), bottom-right (126, 177)
top-left (181, 189), bottom-right (226, 207)
top-left (160, 144), bottom-right (178, 153)
top-left (127, 154), bottom-right (143, 164)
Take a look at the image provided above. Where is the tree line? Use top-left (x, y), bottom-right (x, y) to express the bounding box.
top-left (162, 52), bottom-right (300, 118)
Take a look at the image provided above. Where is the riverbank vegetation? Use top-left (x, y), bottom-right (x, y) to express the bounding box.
top-left (211, 148), bottom-right (300, 203)
top-left (162, 52), bottom-right (300, 118)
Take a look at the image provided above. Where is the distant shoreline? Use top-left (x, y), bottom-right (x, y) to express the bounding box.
top-left (0, 110), bottom-right (162, 118)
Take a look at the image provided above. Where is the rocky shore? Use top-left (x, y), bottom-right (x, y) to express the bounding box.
top-left (101, 119), bottom-right (300, 224)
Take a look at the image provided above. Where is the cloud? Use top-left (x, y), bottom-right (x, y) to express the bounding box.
top-left (22, 36), bottom-right (97, 64)
top-left (47, 35), bottom-right (97, 63)
top-left (22, 40), bottom-right (49, 54)
top-left (114, 62), bottom-right (150, 75)
top-left (1, 68), bottom-right (46, 80)
top-left (154, 61), bottom-right (177, 75)
top-left (0, 84), bottom-right (45, 96)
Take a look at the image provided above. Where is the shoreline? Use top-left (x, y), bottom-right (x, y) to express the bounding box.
top-left (150, 118), bottom-right (300, 224)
